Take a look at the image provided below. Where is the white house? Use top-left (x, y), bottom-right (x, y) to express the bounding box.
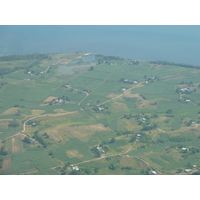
top-left (72, 166), bottom-right (79, 171)
top-left (181, 147), bottom-right (187, 151)
top-left (151, 171), bottom-right (157, 174)
top-left (184, 169), bottom-right (193, 173)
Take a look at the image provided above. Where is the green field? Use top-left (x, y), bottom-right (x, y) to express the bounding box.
top-left (1, 53), bottom-right (200, 175)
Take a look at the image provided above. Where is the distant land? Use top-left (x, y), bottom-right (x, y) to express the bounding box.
top-left (0, 25), bottom-right (200, 65)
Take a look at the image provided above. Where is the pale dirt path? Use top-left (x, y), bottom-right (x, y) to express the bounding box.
top-left (0, 110), bottom-right (80, 141)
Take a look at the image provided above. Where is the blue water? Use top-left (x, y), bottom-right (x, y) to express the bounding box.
top-left (0, 25), bottom-right (200, 65)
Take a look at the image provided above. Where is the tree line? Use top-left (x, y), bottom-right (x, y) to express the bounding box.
top-left (149, 60), bottom-right (200, 69)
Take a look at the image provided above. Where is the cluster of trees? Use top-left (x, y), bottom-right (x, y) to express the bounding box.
top-left (0, 156), bottom-right (3, 168)
top-left (149, 60), bottom-right (200, 69)
top-left (141, 123), bottom-right (157, 131)
top-left (0, 81), bottom-right (7, 88)
top-left (95, 54), bottom-right (124, 64)
top-left (123, 113), bottom-right (134, 119)
top-left (0, 54), bottom-right (50, 61)
top-left (0, 54), bottom-right (50, 76)
top-left (22, 137), bottom-right (32, 144)
top-left (144, 75), bottom-right (159, 82)
top-left (32, 131), bottom-right (48, 148)
top-left (128, 60), bottom-right (139, 65)
top-left (91, 144), bottom-right (109, 158)
top-left (169, 135), bottom-right (193, 142)
top-left (8, 119), bottom-right (20, 128)
top-left (0, 146), bottom-right (8, 156)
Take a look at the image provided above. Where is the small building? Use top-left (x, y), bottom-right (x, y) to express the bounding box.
top-left (142, 118), bottom-right (146, 121)
top-left (72, 166), bottom-right (79, 171)
top-left (180, 88), bottom-right (189, 91)
top-left (97, 146), bottom-right (102, 150)
top-left (193, 165), bottom-right (197, 168)
top-left (137, 134), bottom-right (141, 137)
top-left (184, 169), bottom-right (193, 173)
top-left (133, 81), bottom-right (138, 84)
top-left (121, 88), bottom-right (126, 91)
top-left (98, 107), bottom-right (104, 111)
top-left (181, 147), bottom-right (187, 151)
top-left (185, 99), bottom-right (191, 102)
top-left (151, 171), bottom-right (157, 175)
top-left (126, 155), bottom-right (129, 158)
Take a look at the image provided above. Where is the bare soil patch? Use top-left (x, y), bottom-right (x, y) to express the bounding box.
top-left (1, 155), bottom-right (12, 171)
top-left (46, 130), bottom-right (63, 141)
top-left (0, 107), bottom-right (19, 115)
top-left (59, 124), bottom-right (111, 141)
top-left (31, 109), bottom-right (45, 115)
top-left (107, 93), bottom-right (120, 99)
top-left (66, 149), bottom-right (84, 158)
top-left (44, 96), bottom-right (58, 102)
top-left (53, 109), bottom-right (66, 113)
top-left (12, 135), bottom-right (24, 153)
top-left (123, 91), bottom-right (141, 98)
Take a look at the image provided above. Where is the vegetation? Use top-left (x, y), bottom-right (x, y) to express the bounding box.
top-left (1, 52), bottom-right (200, 175)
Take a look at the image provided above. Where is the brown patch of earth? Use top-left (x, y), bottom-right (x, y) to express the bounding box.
top-left (0, 107), bottom-right (19, 115)
top-left (66, 149), bottom-right (84, 158)
top-left (53, 109), bottom-right (66, 113)
top-left (1, 155), bottom-right (12, 171)
top-left (107, 93), bottom-right (120, 99)
top-left (59, 124), bottom-right (111, 141)
top-left (123, 91), bottom-right (141, 98)
top-left (46, 130), bottom-right (63, 141)
top-left (40, 104), bottom-right (48, 106)
top-left (12, 135), bottom-right (24, 153)
top-left (44, 96), bottom-right (58, 102)
top-left (31, 109), bottom-right (45, 115)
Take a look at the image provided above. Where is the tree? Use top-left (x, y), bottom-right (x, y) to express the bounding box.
top-left (110, 137), bottom-right (116, 143)
top-left (23, 137), bottom-right (31, 144)
top-left (8, 119), bottom-right (20, 128)
top-left (108, 163), bottom-right (117, 170)
top-left (89, 66), bottom-right (94, 71)
top-left (94, 168), bottom-right (99, 174)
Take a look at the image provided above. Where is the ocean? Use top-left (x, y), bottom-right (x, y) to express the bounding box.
top-left (0, 25), bottom-right (200, 65)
